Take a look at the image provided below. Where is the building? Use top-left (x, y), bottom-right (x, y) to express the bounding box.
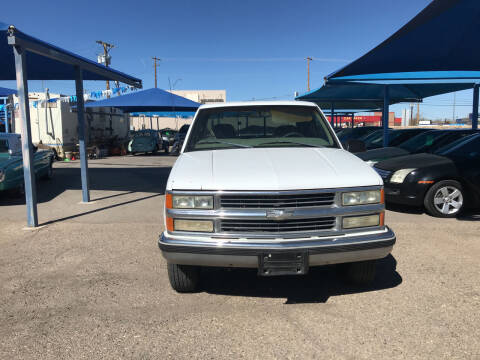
top-left (12, 92), bottom-right (129, 157)
top-left (168, 90), bottom-right (226, 104)
top-left (326, 112), bottom-right (401, 127)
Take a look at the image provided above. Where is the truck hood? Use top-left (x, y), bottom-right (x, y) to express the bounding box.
top-left (167, 147), bottom-right (382, 191)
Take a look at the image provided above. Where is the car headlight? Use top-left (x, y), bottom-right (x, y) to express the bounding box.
top-left (174, 219), bottom-right (214, 232)
top-left (342, 190), bottom-right (382, 206)
top-left (0, 170), bottom-right (4, 183)
top-left (343, 214), bottom-right (381, 229)
top-left (172, 195), bottom-right (213, 209)
top-left (390, 169), bottom-right (416, 183)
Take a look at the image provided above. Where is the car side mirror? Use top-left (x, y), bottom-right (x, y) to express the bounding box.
top-left (345, 139), bottom-right (366, 153)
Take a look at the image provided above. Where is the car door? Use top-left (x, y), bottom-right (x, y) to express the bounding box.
top-left (448, 136), bottom-right (480, 200)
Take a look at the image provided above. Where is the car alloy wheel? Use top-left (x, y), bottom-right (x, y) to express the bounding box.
top-left (433, 185), bottom-right (463, 215)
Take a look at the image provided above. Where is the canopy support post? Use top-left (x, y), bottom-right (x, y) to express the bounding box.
top-left (330, 103), bottom-right (334, 127)
top-left (351, 113), bottom-right (354, 128)
top-left (74, 66), bottom-right (90, 203)
top-left (383, 85), bottom-right (390, 147)
top-left (13, 45), bottom-right (38, 227)
top-left (472, 84), bottom-right (479, 130)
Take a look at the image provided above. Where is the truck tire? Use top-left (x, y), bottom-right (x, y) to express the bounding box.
top-left (43, 159), bottom-right (54, 180)
top-left (424, 180), bottom-right (464, 218)
top-left (167, 263), bottom-right (200, 293)
top-left (344, 260), bottom-right (376, 285)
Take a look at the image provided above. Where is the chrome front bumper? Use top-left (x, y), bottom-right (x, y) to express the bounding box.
top-left (158, 227), bottom-right (395, 268)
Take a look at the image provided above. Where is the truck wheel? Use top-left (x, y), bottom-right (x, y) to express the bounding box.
top-left (344, 260), bottom-right (376, 285)
top-left (167, 263), bottom-right (200, 293)
top-left (424, 180), bottom-right (464, 218)
top-left (43, 160), bottom-right (54, 180)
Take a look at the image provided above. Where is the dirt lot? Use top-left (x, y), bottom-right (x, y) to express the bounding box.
top-left (0, 155), bottom-right (479, 359)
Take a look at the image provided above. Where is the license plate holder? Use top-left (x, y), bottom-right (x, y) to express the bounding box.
top-left (258, 252), bottom-right (308, 276)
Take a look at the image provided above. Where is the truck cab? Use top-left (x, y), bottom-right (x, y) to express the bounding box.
top-left (159, 101), bottom-right (395, 292)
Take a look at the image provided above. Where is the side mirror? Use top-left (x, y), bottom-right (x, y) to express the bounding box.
top-left (345, 139), bottom-right (366, 153)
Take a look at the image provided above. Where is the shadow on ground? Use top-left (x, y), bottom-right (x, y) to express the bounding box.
top-left (0, 162), bottom-right (172, 206)
top-left (201, 254), bottom-right (401, 304)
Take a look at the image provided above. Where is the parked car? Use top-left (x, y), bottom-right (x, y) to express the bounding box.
top-left (160, 128), bottom-right (177, 146)
top-left (357, 129), bottom-right (479, 165)
top-left (0, 133), bottom-right (54, 193)
top-left (170, 124), bottom-right (190, 155)
top-left (336, 126), bottom-right (385, 144)
top-left (128, 129), bottom-right (165, 154)
top-left (360, 128), bottom-right (429, 150)
top-left (159, 101), bottom-right (396, 292)
top-left (373, 133), bottom-right (480, 217)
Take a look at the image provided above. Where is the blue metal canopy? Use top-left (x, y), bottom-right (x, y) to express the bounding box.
top-left (326, 0), bottom-right (480, 81)
top-left (0, 86), bottom-right (16, 96)
top-left (0, 23), bottom-right (141, 85)
top-left (297, 81), bottom-right (474, 108)
top-left (84, 88), bottom-right (200, 112)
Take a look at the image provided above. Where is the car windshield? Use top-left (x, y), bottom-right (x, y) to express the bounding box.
top-left (0, 139), bottom-right (8, 153)
top-left (184, 105), bottom-right (339, 152)
top-left (434, 134), bottom-right (479, 155)
top-left (398, 131), bottom-right (445, 152)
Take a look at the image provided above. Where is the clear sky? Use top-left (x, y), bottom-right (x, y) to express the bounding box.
top-left (1, 0), bottom-right (475, 120)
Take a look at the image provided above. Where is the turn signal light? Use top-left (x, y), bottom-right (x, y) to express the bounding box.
top-left (165, 193), bottom-right (173, 209)
top-left (166, 216), bottom-right (174, 232)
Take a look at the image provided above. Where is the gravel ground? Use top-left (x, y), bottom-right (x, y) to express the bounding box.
top-left (0, 154), bottom-right (479, 359)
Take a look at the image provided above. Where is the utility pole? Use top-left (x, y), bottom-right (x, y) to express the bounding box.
top-left (452, 92), bottom-right (456, 123)
top-left (416, 103), bottom-right (420, 124)
top-left (152, 57), bottom-right (161, 88)
top-left (305, 57), bottom-right (313, 91)
top-left (96, 40), bottom-right (114, 98)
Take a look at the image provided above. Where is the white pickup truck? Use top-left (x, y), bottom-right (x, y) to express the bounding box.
top-left (159, 101), bottom-right (396, 292)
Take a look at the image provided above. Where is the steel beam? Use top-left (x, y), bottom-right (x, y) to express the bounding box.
top-left (472, 84), bottom-right (479, 130)
top-left (351, 113), bottom-right (354, 128)
top-left (8, 34), bottom-right (142, 88)
top-left (75, 66), bottom-right (90, 203)
top-left (13, 45), bottom-right (38, 227)
top-left (330, 103), bottom-right (334, 127)
top-left (382, 85), bottom-right (390, 147)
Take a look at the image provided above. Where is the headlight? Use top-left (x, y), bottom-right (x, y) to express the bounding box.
top-left (390, 168), bottom-right (416, 183)
top-left (342, 190), bottom-right (382, 206)
top-left (174, 219), bottom-right (214, 232)
top-left (343, 214), bottom-right (380, 229)
top-left (172, 195), bottom-right (213, 209)
top-left (0, 170), bottom-right (4, 183)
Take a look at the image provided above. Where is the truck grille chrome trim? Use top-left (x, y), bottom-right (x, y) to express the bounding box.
top-left (220, 193), bottom-right (335, 209)
top-left (220, 217), bottom-right (336, 233)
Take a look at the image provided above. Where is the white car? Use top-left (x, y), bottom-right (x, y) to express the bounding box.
top-left (159, 101), bottom-right (396, 292)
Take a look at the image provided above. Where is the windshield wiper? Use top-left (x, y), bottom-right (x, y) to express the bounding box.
top-left (196, 140), bottom-right (252, 148)
top-left (256, 141), bottom-right (322, 148)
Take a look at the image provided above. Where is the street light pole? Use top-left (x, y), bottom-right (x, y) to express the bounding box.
top-left (305, 57), bottom-right (313, 91)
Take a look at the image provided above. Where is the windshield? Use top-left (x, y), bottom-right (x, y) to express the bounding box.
top-left (398, 131), bottom-right (445, 152)
top-left (435, 134), bottom-right (479, 155)
top-left (0, 139), bottom-right (8, 153)
top-left (184, 105), bottom-right (339, 152)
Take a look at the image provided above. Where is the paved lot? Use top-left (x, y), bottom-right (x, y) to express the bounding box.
top-left (0, 155), bottom-right (479, 359)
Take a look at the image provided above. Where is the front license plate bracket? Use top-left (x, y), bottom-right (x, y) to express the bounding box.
top-left (258, 252), bottom-right (309, 276)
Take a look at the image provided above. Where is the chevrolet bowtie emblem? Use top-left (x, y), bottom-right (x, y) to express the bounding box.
top-left (266, 209), bottom-right (295, 220)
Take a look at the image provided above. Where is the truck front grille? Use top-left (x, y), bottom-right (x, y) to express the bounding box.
top-left (219, 217), bottom-right (336, 233)
top-left (220, 193), bottom-right (335, 209)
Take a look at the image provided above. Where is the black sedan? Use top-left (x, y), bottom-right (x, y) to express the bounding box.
top-left (357, 129), bottom-right (479, 164)
top-left (360, 128), bottom-right (429, 150)
top-left (336, 126), bottom-right (384, 143)
top-left (374, 133), bottom-right (480, 217)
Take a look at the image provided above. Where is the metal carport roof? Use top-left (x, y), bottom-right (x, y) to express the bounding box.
top-left (1, 23), bottom-right (142, 227)
top-left (84, 88), bottom-right (200, 113)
